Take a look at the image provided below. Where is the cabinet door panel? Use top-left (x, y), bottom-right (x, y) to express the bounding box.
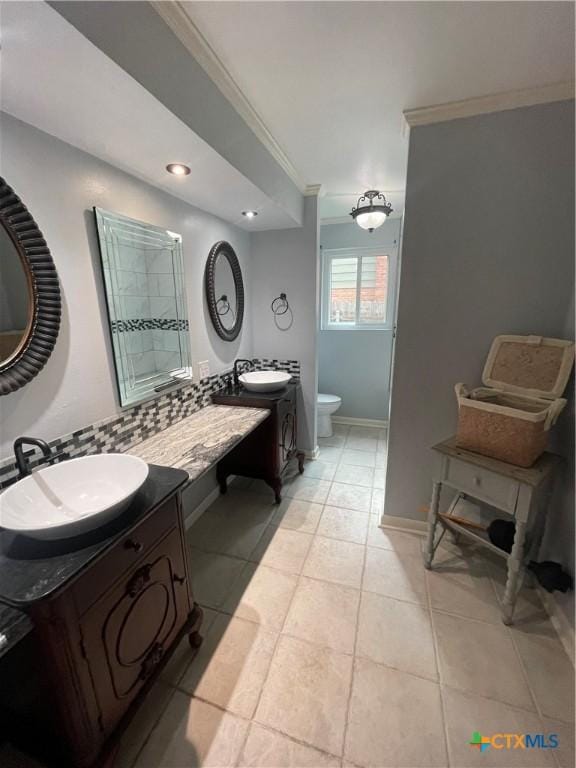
top-left (80, 527), bottom-right (188, 733)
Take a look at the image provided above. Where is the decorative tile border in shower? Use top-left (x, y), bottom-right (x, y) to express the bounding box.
top-left (111, 318), bottom-right (189, 333)
top-left (0, 358), bottom-right (300, 490)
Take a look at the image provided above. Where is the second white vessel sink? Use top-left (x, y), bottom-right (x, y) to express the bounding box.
top-left (239, 370), bottom-right (292, 392)
top-left (0, 454), bottom-right (149, 540)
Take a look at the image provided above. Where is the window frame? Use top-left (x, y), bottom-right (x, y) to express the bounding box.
top-left (321, 246), bottom-right (397, 331)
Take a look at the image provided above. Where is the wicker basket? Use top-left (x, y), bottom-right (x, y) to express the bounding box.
top-left (455, 335), bottom-right (574, 467)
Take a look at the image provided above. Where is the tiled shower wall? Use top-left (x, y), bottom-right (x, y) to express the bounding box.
top-left (108, 243), bottom-right (187, 378)
top-left (0, 359), bottom-right (300, 490)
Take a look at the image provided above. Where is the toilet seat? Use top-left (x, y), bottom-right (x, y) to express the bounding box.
top-left (318, 393), bottom-right (341, 407)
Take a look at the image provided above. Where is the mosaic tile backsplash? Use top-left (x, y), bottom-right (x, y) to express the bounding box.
top-left (0, 359), bottom-right (300, 490)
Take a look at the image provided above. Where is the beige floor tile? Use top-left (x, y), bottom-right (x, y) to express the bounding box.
top-left (366, 521), bottom-right (424, 555)
top-left (189, 549), bottom-right (248, 609)
top-left (221, 563), bottom-right (298, 630)
top-left (318, 434), bottom-right (347, 448)
top-left (113, 680), bottom-right (175, 768)
top-left (427, 555), bottom-right (502, 624)
top-left (283, 576), bottom-right (360, 653)
top-left (443, 686), bottom-right (557, 767)
top-left (334, 464), bottom-right (374, 488)
top-left (370, 488), bottom-right (384, 517)
top-left (317, 446), bottom-right (344, 463)
top-left (317, 506), bottom-right (369, 544)
top-left (283, 476), bottom-right (331, 504)
top-left (179, 614), bottom-right (277, 718)
top-left (188, 500), bottom-right (271, 560)
top-left (227, 475), bottom-right (255, 491)
top-left (345, 658), bottom-right (447, 767)
top-left (161, 607), bottom-right (218, 685)
top-left (357, 591), bottom-right (437, 680)
top-left (372, 468), bottom-right (386, 489)
top-left (250, 526), bottom-right (313, 574)
top-left (363, 547), bottom-right (427, 605)
top-left (134, 691), bottom-right (249, 768)
top-left (348, 426), bottom-right (381, 439)
top-left (513, 631), bottom-right (575, 722)
top-left (271, 498), bottom-right (323, 534)
top-left (543, 718), bottom-right (574, 768)
top-left (302, 536), bottom-right (365, 588)
top-left (239, 723), bottom-right (341, 768)
top-left (326, 482), bottom-right (372, 513)
top-left (255, 635), bottom-right (353, 756)
top-left (249, 479), bottom-right (276, 497)
top-left (434, 612), bottom-right (534, 711)
top-left (340, 449), bottom-right (377, 468)
top-left (345, 435), bottom-right (378, 452)
top-left (301, 460), bottom-right (337, 481)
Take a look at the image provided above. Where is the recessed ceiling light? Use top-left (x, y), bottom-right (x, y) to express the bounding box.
top-left (166, 163), bottom-right (191, 176)
top-left (242, 210), bottom-right (258, 219)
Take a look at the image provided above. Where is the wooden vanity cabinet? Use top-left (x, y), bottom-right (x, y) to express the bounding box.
top-left (212, 383), bottom-right (304, 502)
top-left (27, 492), bottom-right (202, 768)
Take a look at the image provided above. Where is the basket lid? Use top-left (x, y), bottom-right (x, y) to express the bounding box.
top-left (482, 335), bottom-right (575, 400)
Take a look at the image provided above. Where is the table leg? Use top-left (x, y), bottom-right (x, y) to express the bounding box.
top-left (502, 519), bottom-right (527, 625)
top-left (424, 481), bottom-right (441, 570)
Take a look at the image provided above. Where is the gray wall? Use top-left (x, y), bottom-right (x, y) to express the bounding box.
top-left (251, 196), bottom-right (320, 452)
top-left (319, 221), bottom-right (401, 421)
top-left (385, 101), bottom-right (575, 548)
top-left (0, 113), bottom-right (253, 458)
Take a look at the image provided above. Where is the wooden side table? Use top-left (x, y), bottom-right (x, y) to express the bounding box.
top-left (424, 437), bottom-right (562, 625)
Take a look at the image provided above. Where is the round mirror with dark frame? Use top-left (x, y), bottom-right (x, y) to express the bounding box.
top-left (205, 240), bottom-right (244, 342)
top-left (0, 177), bottom-right (61, 394)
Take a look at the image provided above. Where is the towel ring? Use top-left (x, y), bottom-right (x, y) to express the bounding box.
top-left (271, 293), bottom-right (290, 316)
top-left (217, 295), bottom-right (232, 317)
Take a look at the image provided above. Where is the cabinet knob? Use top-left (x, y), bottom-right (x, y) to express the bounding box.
top-left (173, 573), bottom-right (185, 585)
top-left (125, 539), bottom-right (143, 553)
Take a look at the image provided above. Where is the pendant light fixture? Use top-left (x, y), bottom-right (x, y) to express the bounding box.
top-left (350, 190), bottom-right (393, 232)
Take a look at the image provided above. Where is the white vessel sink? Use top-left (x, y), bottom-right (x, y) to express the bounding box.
top-left (0, 454), bottom-right (149, 540)
top-left (239, 370), bottom-right (292, 392)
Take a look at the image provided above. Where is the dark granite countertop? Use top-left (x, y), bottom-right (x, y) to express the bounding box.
top-left (212, 381), bottom-right (299, 406)
top-left (0, 464), bottom-right (188, 610)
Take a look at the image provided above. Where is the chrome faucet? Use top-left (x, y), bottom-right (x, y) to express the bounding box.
top-left (233, 359), bottom-right (254, 388)
top-left (13, 437), bottom-right (68, 478)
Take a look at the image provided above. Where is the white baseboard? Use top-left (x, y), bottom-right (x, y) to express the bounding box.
top-left (537, 588), bottom-right (575, 667)
top-left (305, 446), bottom-right (320, 460)
top-left (333, 416), bottom-right (388, 429)
top-left (379, 513), bottom-right (427, 534)
top-left (184, 484), bottom-right (221, 530)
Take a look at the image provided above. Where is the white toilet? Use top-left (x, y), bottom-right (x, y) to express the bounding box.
top-left (317, 393), bottom-right (342, 438)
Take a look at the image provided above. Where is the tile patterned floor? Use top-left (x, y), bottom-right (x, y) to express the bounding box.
top-left (6, 425), bottom-right (571, 767)
top-left (110, 425), bottom-right (575, 768)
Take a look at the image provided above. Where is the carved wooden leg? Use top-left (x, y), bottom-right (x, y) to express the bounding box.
top-left (188, 603), bottom-right (204, 649)
top-left (297, 451), bottom-right (305, 474)
top-left (502, 521), bottom-right (527, 626)
top-left (424, 481), bottom-right (441, 570)
top-left (269, 477), bottom-right (282, 504)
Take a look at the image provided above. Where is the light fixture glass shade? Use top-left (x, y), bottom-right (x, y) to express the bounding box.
top-left (355, 210), bottom-right (387, 231)
top-left (350, 190), bottom-right (393, 232)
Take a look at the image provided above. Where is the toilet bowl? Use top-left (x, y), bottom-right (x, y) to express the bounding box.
top-left (317, 393), bottom-right (342, 438)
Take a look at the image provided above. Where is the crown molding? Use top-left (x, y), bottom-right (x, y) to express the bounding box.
top-left (304, 184), bottom-right (323, 197)
top-left (403, 81), bottom-right (575, 129)
top-left (151, 1), bottom-right (306, 193)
